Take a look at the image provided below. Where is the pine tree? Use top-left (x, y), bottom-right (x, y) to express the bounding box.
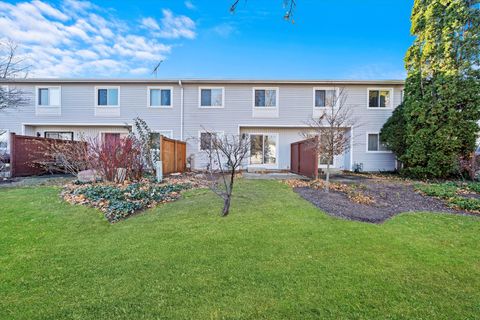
top-left (382, 0), bottom-right (480, 178)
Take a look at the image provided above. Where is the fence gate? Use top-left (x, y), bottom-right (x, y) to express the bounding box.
top-left (290, 137), bottom-right (318, 179)
top-left (160, 136), bottom-right (187, 175)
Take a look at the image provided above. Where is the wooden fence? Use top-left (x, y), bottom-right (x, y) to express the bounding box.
top-left (159, 136), bottom-right (187, 175)
top-left (290, 137), bottom-right (319, 179)
top-left (9, 133), bottom-right (187, 177)
top-left (10, 133), bottom-right (84, 177)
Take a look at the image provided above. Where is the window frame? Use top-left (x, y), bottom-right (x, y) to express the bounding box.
top-left (366, 132), bottom-right (391, 153)
top-left (35, 86), bottom-right (62, 108)
top-left (367, 88), bottom-right (394, 109)
top-left (44, 131), bottom-right (74, 141)
top-left (198, 87), bottom-right (225, 109)
top-left (95, 86), bottom-right (120, 108)
top-left (147, 86), bottom-right (173, 108)
top-left (252, 87), bottom-right (279, 109)
top-left (0, 128), bottom-right (9, 152)
top-left (313, 87), bottom-right (340, 109)
top-left (198, 130), bottom-right (224, 151)
top-left (247, 132), bottom-right (279, 168)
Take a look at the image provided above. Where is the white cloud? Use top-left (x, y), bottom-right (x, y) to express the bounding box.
top-left (155, 9), bottom-right (196, 39)
top-left (0, 0), bottom-right (196, 77)
top-left (212, 23), bottom-right (237, 38)
top-left (141, 17), bottom-right (160, 31)
top-left (184, 1), bottom-right (196, 10)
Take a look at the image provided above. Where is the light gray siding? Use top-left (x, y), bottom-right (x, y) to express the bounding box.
top-left (0, 80), bottom-right (403, 172)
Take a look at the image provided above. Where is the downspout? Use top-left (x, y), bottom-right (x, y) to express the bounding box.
top-left (179, 80), bottom-right (184, 140)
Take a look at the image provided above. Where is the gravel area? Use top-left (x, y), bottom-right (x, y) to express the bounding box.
top-left (295, 177), bottom-right (475, 223)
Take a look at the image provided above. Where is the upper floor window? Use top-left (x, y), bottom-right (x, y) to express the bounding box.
top-left (314, 88), bottom-right (337, 108)
top-left (368, 89), bottom-right (392, 108)
top-left (37, 87), bottom-right (61, 107)
top-left (96, 87), bottom-right (119, 107)
top-left (200, 88), bottom-right (224, 108)
top-left (367, 133), bottom-right (389, 152)
top-left (149, 87), bottom-right (172, 107)
top-left (254, 88), bottom-right (277, 107)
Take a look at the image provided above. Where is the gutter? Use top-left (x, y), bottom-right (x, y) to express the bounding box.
top-left (179, 80), bottom-right (184, 140)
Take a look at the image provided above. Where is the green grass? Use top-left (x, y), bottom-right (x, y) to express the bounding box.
top-left (1, 180), bottom-right (479, 320)
top-left (415, 182), bottom-right (480, 211)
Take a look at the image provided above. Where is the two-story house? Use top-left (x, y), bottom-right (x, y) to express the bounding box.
top-left (0, 79), bottom-right (404, 172)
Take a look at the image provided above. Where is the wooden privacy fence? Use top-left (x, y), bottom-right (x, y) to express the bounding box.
top-left (10, 133), bottom-right (85, 177)
top-left (290, 137), bottom-right (318, 179)
top-left (159, 136), bottom-right (187, 175)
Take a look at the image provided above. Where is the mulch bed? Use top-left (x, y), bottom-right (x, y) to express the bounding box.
top-left (293, 177), bottom-right (476, 223)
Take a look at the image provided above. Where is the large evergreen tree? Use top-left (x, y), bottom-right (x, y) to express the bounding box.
top-left (381, 0), bottom-right (480, 178)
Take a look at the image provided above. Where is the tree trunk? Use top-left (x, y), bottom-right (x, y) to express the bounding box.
top-left (325, 163), bottom-right (330, 193)
top-left (222, 196), bottom-right (231, 217)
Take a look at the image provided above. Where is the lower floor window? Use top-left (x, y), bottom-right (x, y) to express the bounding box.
top-left (367, 133), bottom-right (388, 152)
top-left (45, 131), bottom-right (74, 141)
top-left (200, 132), bottom-right (221, 151)
top-left (250, 134), bottom-right (277, 165)
top-left (0, 129), bottom-right (8, 150)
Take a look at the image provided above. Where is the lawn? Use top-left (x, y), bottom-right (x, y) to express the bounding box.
top-left (1, 180), bottom-right (479, 319)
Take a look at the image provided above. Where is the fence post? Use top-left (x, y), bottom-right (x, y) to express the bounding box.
top-left (10, 132), bottom-right (16, 178)
top-left (175, 140), bottom-right (179, 172)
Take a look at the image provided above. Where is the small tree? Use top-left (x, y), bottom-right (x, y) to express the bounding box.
top-left (0, 39), bottom-right (29, 110)
top-left (304, 87), bottom-right (355, 192)
top-left (202, 129), bottom-right (250, 216)
top-left (130, 117), bottom-right (159, 175)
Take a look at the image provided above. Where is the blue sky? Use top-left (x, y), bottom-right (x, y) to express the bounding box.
top-left (0, 0), bottom-right (414, 79)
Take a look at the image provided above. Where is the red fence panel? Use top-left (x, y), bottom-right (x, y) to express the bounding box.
top-left (290, 138), bottom-right (318, 179)
top-left (10, 133), bottom-right (83, 177)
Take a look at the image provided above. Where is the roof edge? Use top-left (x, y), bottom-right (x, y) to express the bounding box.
top-left (0, 78), bottom-right (405, 85)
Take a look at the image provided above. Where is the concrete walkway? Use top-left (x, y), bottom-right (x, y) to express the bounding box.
top-left (243, 172), bottom-right (308, 180)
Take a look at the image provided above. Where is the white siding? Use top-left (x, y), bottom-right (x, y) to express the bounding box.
top-left (0, 81), bottom-right (403, 172)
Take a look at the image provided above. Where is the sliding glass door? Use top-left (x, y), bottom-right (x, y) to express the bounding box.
top-left (249, 134), bottom-right (277, 166)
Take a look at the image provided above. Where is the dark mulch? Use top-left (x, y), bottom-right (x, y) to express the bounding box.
top-left (295, 177), bottom-right (475, 223)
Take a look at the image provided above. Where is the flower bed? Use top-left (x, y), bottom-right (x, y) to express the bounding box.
top-left (62, 176), bottom-right (202, 222)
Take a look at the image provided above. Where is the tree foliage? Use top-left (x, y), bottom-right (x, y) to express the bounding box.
top-left (381, 0), bottom-right (480, 178)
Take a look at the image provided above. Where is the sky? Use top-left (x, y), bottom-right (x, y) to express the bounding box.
top-left (0, 0), bottom-right (414, 79)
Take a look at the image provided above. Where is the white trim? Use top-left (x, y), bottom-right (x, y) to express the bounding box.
top-left (0, 128), bottom-right (9, 153)
top-left (198, 86), bottom-right (225, 108)
top-left (252, 87), bottom-right (279, 109)
top-left (94, 86), bottom-right (120, 108)
top-left (367, 88), bottom-right (394, 109)
top-left (35, 85), bottom-right (62, 107)
top-left (238, 124), bottom-right (311, 128)
top-left (312, 87), bottom-right (340, 109)
top-left (366, 132), bottom-right (392, 153)
top-left (147, 86), bottom-right (173, 108)
top-left (349, 127), bottom-right (354, 171)
top-left (35, 86), bottom-right (62, 116)
top-left (198, 130), bottom-right (225, 151)
top-left (247, 132), bottom-right (279, 169)
top-left (22, 122), bottom-right (132, 127)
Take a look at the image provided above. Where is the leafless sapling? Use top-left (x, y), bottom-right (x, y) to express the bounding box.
top-left (304, 87), bottom-right (356, 192)
top-left (202, 129), bottom-right (250, 216)
top-left (0, 39), bottom-right (29, 110)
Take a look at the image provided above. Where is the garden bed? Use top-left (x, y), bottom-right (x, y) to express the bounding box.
top-left (62, 173), bottom-right (206, 222)
top-left (289, 176), bottom-right (476, 223)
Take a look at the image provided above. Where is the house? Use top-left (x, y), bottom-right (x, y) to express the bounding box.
top-left (0, 79), bottom-right (404, 172)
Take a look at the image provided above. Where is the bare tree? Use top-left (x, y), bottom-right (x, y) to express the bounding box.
top-left (303, 87), bottom-right (356, 192)
top-left (0, 129), bottom-right (8, 175)
top-left (230, 0), bottom-right (297, 22)
top-left (201, 129), bottom-right (250, 216)
top-left (0, 39), bottom-right (29, 110)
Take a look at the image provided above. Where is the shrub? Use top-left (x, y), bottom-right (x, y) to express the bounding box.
top-left (415, 183), bottom-right (458, 198)
top-left (87, 136), bottom-right (144, 182)
top-left (448, 197), bottom-right (480, 212)
top-left (67, 182), bottom-right (191, 222)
